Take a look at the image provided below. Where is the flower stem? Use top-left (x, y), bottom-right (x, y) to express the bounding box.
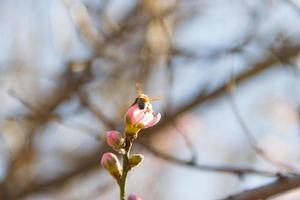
top-left (119, 137), bottom-right (133, 200)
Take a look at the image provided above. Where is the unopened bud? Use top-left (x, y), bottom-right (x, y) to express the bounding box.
top-left (128, 194), bottom-right (142, 200)
top-left (101, 152), bottom-right (122, 180)
top-left (107, 130), bottom-right (125, 149)
top-left (128, 154), bottom-right (144, 169)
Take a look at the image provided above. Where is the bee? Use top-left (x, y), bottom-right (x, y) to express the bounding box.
top-left (131, 83), bottom-right (159, 110)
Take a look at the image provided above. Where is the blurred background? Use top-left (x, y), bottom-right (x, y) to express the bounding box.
top-left (0, 0), bottom-right (300, 199)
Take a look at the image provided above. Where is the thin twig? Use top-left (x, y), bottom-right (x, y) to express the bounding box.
top-left (78, 91), bottom-right (116, 130)
top-left (172, 122), bottom-right (198, 162)
top-left (222, 174), bottom-right (300, 200)
top-left (227, 55), bottom-right (299, 173)
top-left (227, 93), bottom-right (297, 172)
top-left (141, 142), bottom-right (278, 177)
top-left (284, 0), bottom-right (300, 16)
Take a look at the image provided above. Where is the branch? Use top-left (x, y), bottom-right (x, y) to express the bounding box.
top-left (223, 175), bottom-right (300, 200)
top-left (141, 44), bottom-right (300, 138)
top-left (141, 142), bottom-right (277, 177)
top-left (12, 148), bottom-right (105, 199)
top-left (227, 94), bottom-right (298, 172)
top-left (13, 44), bottom-right (300, 199)
top-left (172, 121), bottom-right (198, 162)
top-left (1, 62), bottom-right (92, 194)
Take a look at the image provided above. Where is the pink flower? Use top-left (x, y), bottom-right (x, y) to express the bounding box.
top-left (125, 104), bottom-right (161, 135)
top-left (128, 194), bottom-right (142, 200)
top-left (107, 130), bottom-right (124, 148)
top-left (101, 152), bottom-right (122, 180)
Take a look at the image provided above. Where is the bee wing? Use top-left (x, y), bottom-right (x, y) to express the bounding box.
top-left (135, 82), bottom-right (144, 96)
top-left (149, 96), bottom-right (160, 102)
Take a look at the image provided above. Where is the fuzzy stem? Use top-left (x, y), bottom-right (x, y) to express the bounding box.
top-left (119, 137), bottom-right (133, 200)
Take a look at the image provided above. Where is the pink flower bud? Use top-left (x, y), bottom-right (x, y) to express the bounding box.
top-left (125, 104), bottom-right (161, 136)
top-left (107, 130), bottom-right (124, 149)
top-left (128, 194), bottom-right (142, 200)
top-left (101, 152), bottom-right (122, 181)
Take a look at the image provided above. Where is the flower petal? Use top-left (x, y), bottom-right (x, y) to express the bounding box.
top-left (143, 112), bottom-right (161, 128)
top-left (133, 109), bottom-right (146, 124)
top-left (106, 130), bottom-right (123, 148)
top-left (126, 104), bottom-right (146, 125)
top-left (139, 111), bottom-right (153, 125)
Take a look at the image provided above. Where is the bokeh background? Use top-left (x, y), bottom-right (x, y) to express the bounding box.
top-left (1, 0), bottom-right (300, 199)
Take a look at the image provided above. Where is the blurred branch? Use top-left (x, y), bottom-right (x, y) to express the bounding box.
top-left (172, 122), bottom-right (198, 162)
top-left (284, 0), bottom-right (300, 16)
top-left (226, 93), bottom-right (298, 173)
top-left (1, 4), bottom-right (149, 198)
top-left (14, 154), bottom-right (103, 200)
top-left (78, 90), bottom-right (116, 130)
top-left (171, 21), bottom-right (255, 61)
top-left (8, 89), bottom-right (37, 113)
top-left (222, 174), bottom-right (300, 200)
top-left (226, 47), bottom-right (299, 173)
top-left (64, 0), bottom-right (104, 47)
top-left (162, 56), bottom-right (174, 115)
top-left (1, 62), bottom-right (92, 199)
top-left (12, 43), bottom-right (300, 199)
top-left (146, 44), bottom-right (300, 135)
top-left (141, 142), bottom-right (277, 177)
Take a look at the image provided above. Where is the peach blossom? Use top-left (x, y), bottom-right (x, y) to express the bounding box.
top-left (125, 104), bottom-right (161, 135)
